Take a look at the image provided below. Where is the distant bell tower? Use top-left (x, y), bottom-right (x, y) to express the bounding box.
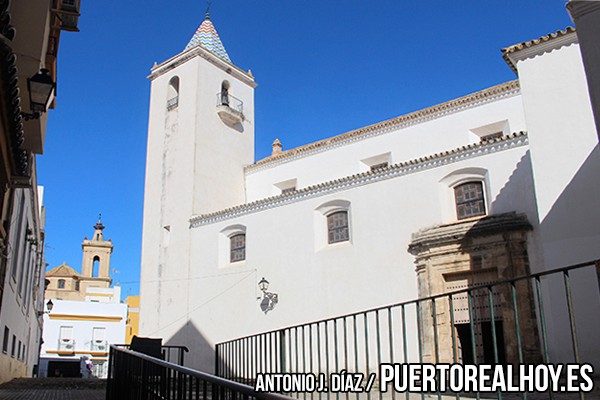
top-left (139, 9), bottom-right (256, 337)
top-left (80, 217), bottom-right (113, 288)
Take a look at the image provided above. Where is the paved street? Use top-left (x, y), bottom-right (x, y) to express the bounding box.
top-left (0, 378), bottom-right (105, 400)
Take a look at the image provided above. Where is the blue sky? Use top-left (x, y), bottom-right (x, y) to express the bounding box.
top-left (39, 1), bottom-right (571, 298)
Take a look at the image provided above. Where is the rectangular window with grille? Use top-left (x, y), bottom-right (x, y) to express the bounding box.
top-left (230, 234), bottom-right (246, 263)
top-left (327, 211), bottom-right (349, 244)
top-left (454, 182), bottom-right (486, 220)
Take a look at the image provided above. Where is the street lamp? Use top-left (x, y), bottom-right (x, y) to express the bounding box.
top-left (258, 277), bottom-right (278, 314)
top-left (258, 277), bottom-right (269, 292)
top-left (23, 69), bottom-right (56, 120)
top-left (38, 299), bottom-right (54, 316)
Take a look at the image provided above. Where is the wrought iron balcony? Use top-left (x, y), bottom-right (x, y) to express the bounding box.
top-left (57, 338), bottom-right (75, 352)
top-left (166, 96), bottom-right (179, 111)
top-left (216, 92), bottom-right (244, 125)
top-left (91, 340), bottom-right (108, 352)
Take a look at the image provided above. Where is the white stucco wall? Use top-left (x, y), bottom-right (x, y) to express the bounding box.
top-left (145, 139), bottom-right (536, 372)
top-left (246, 92), bottom-right (526, 202)
top-left (515, 36), bottom-right (600, 365)
top-left (140, 50), bottom-right (256, 339)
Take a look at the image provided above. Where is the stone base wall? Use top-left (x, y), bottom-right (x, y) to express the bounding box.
top-left (0, 354), bottom-right (28, 384)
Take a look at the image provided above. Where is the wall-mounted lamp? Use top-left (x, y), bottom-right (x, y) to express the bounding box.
top-left (37, 299), bottom-right (54, 316)
top-left (258, 277), bottom-right (278, 314)
top-left (22, 69), bottom-right (56, 121)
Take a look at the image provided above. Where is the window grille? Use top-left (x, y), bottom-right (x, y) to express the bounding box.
top-left (327, 211), bottom-right (349, 244)
top-left (230, 234), bottom-right (246, 263)
top-left (454, 182), bottom-right (486, 220)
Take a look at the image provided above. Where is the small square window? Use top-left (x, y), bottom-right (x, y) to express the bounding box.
top-left (57, 279), bottom-right (65, 289)
top-left (480, 132), bottom-right (503, 142)
top-left (230, 234), bottom-right (246, 263)
top-left (370, 162), bottom-right (389, 172)
top-left (327, 211), bottom-right (349, 244)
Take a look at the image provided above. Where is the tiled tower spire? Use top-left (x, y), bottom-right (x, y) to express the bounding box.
top-left (185, 11), bottom-right (231, 63)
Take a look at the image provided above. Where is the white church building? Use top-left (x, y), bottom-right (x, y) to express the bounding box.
top-left (139, 6), bottom-right (600, 374)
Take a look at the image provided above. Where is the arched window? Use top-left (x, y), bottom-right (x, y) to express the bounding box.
top-left (220, 80), bottom-right (230, 106)
top-left (57, 279), bottom-right (65, 289)
top-left (167, 76), bottom-right (179, 110)
top-left (327, 211), bottom-right (349, 244)
top-left (230, 233), bottom-right (246, 263)
top-left (454, 181), bottom-right (486, 220)
top-left (92, 256), bottom-right (100, 277)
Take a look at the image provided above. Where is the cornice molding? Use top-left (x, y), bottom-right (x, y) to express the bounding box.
top-left (148, 45), bottom-right (257, 88)
top-left (407, 212), bottom-right (532, 255)
top-left (502, 27), bottom-right (578, 73)
top-left (191, 132), bottom-right (529, 228)
top-left (246, 80), bottom-right (520, 174)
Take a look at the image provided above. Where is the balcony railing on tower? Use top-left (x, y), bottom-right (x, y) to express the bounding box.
top-left (216, 92), bottom-right (244, 125)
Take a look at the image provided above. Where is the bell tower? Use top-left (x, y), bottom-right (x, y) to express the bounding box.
top-left (80, 217), bottom-right (112, 287)
top-left (139, 10), bottom-right (256, 336)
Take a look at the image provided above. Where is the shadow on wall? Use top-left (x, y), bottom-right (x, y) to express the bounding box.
top-left (490, 150), bottom-right (540, 227)
top-left (535, 144), bottom-right (600, 366)
top-left (485, 144), bottom-right (600, 367)
top-left (165, 320), bottom-right (232, 377)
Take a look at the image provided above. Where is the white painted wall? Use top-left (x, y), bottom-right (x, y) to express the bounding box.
top-left (145, 141), bottom-right (537, 372)
top-left (246, 94), bottom-right (526, 202)
top-left (140, 49), bottom-right (256, 340)
top-left (515, 36), bottom-right (600, 365)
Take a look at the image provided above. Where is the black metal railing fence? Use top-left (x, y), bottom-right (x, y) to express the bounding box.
top-left (215, 260), bottom-right (600, 398)
top-left (107, 345), bottom-right (294, 400)
top-left (114, 343), bottom-right (189, 366)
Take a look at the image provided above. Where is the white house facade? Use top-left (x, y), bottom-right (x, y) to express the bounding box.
top-left (38, 296), bottom-right (126, 378)
top-left (139, 9), bottom-right (600, 374)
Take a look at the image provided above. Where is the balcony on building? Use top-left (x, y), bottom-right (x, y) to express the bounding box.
top-left (91, 340), bottom-right (108, 353)
top-left (216, 92), bottom-right (244, 126)
top-left (54, 0), bottom-right (82, 32)
top-left (57, 338), bottom-right (75, 354)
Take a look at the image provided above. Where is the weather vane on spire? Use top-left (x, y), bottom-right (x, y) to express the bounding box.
top-left (205, 0), bottom-right (211, 20)
top-left (94, 213), bottom-right (105, 231)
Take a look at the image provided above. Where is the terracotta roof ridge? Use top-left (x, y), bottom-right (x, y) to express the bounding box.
top-left (502, 27), bottom-right (577, 72)
top-left (191, 131), bottom-right (528, 227)
top-left (246, 80), bottom-right (520, 173)
top-left (502, 26), bottom-right (575, 55)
